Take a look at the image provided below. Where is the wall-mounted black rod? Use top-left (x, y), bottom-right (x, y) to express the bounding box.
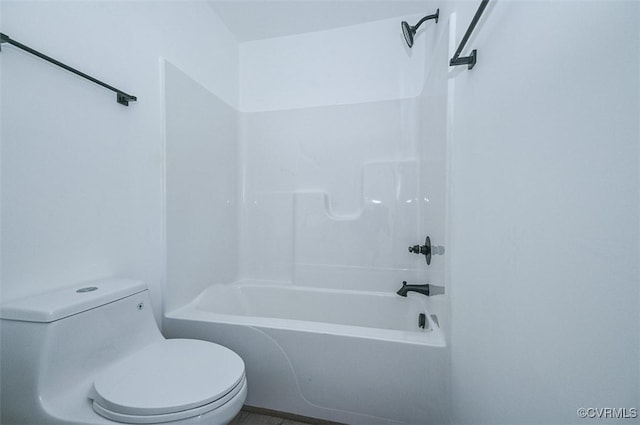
top-left (449, 0), bottom-right (489, 70)
top-left (0, 32), bottom-right (137, 106)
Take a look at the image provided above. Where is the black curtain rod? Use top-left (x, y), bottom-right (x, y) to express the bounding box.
top-left (450, 0), bottom-right (489, 70)
top-left (0, 32), bottom-right (137, 106)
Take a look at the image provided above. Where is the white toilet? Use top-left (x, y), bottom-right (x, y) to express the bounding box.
top-left (0, 279), bottom-right (247, 425)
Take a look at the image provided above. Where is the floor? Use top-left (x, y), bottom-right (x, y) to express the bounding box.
top-left (230, 407), bottom-right (341, 425)
top-left (229, 411), bottom-right (309, 425)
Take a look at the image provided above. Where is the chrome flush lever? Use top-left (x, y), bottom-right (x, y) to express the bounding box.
top-left (408, 236), bottom-right (444, 265)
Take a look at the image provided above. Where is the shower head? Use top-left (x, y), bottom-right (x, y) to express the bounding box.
top-left (401, 21), bottom-right (414, 48)
top-left (401, 9), bottom-right (439, 48)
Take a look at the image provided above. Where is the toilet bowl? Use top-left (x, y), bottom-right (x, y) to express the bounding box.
top-left (0, 279), bottom-right (246, 425)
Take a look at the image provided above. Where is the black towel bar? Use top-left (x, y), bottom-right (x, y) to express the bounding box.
top-left (449, 0), bottom-right (489, 70)
top-left (0, 32), bottom-right (137, 106)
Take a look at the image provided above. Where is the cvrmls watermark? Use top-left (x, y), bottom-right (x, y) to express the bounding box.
top-left (577, 408), bottom-right (637, 419)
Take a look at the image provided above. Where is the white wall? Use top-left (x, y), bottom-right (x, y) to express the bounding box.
top-left (446, 1), bottom-right (639, 423)
top-left (0, 1), bottom-right (238, 319)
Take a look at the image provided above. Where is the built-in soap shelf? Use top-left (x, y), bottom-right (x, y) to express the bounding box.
top-left (293, 160), bottom-right (419, 272)
top-left (294, 160), bottom-right (419, 218)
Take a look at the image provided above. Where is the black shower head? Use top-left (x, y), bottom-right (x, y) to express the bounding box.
top-left (401, 21), bottom-right (414, 48)
top-left (401, 9), bottom-right (439, 48)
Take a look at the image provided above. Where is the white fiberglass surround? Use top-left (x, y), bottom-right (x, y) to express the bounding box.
top-left (163, 12), bottom-right (451, 424)
top-left (165, 281), bottom-right (447, 425)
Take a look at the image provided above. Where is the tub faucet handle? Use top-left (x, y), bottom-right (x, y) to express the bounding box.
top-left (408, 236), bottom-right (444, 265)
top-left (408, 245), bottom-right (423, 254)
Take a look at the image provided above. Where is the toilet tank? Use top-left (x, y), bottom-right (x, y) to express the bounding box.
top-left (0, 279), bottom-right (163, 424)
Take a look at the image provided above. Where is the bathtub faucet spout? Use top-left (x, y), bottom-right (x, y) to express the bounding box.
top-left (396, 281), bottom-right (444, 297)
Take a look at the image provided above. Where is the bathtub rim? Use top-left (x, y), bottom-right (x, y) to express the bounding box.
top-left (165, 282), bottom-right (446, 348)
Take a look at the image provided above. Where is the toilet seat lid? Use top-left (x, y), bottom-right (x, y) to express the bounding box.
top-left (92, 339), bottom-right (245, 416)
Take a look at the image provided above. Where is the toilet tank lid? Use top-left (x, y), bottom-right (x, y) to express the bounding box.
top-left (0, 279), bottom-right (147, 323)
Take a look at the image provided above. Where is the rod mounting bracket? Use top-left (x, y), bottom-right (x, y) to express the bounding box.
top-left (117, 93), bottom-right (136, 106)
top-left (449, 0), bottom-right (488, 71)
top-left (450, 49), bottom-right (477, 70)
top-left (0, 33), bottom-right (9, 51)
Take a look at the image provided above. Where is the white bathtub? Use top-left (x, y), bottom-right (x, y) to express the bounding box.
top-left (164, 281), bottom-right (449, 424)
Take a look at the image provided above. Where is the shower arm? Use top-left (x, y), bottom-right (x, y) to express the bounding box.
top-left (412, 12), bottom-right (439, 31)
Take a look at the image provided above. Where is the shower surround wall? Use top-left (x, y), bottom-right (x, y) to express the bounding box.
top-left (238, 16), bottom-right (445, 299)
top-left (164, 61), bottom-right (238, 312)
top-left (233, 16), bottom-right (451, 422)
top-left (239, 102), bottom-right (423, 290)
